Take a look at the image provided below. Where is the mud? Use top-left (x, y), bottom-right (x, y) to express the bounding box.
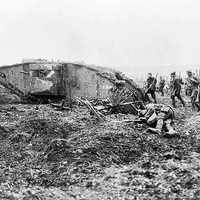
top-left (0, 96), bottom-right (200, 199)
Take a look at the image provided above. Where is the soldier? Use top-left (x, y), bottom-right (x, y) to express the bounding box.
top-left (158, 76), bottom-right (165, 96)
top-left (108, 72), bottom-right (127, 105)
top-left (185, 82), bottom-right (191, 96)
top-left (138, 103), bottom-right (176, 135)
top-left (186, 70), bottom-right (200, 111)
top-left (145, 73), bottom-right (157, 103)
top-left (169, 72), bottom-right (185, 108)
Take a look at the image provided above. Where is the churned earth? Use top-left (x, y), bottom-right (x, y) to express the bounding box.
top-left (0, 95), bottom-right (200, 200)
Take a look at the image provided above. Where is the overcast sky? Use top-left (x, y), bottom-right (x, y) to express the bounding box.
top-left (1, 0), bottom-right (200, 77)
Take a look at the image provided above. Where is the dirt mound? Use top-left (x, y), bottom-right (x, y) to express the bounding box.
top-left (1, 102), bottom-right (200, 199)
top-left (13, 113), bottom-right (176, 189)
top-left (15, 112), bottom-right (170, 166)
top-left (2, 105), bottom-right (174, 190)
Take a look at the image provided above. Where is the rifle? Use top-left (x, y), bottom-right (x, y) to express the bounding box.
top-left (145, 73), bottom-right (158, 93)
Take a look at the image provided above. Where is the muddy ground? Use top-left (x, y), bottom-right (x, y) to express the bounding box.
top-left (0, 95), bottom-right (200, 199)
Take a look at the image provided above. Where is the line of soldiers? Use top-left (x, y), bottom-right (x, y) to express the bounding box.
top-left (144, 71), bottom-right (200, 110)
top-left (140, 71), bottom-right (200, 135)
top-left (109, 72), bottom-right (177, 136)
top-left (110, 71), bottom-right (200, 136)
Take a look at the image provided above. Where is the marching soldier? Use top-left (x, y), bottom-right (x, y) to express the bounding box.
top-left (186, 70), bottom-right (200, 111)
top-left (169, 72), bottom-right (185, 108)
top-left (145, 73), bottom-right (157, 103)
top-left (158, 76), bottom-right (165, 96)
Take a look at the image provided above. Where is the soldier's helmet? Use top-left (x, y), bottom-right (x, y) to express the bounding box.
top-left (170, 72), bottom-right (176, 76)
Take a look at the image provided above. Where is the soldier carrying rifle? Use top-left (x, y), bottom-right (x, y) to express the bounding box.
top-left (145, 73), bottom-right (157, 103)
top-left (169, 72), bottom-right (185, 108)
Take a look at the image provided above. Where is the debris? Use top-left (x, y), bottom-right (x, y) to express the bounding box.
top-left (94, 102), bottom-right (138, 115)
top-left (0, 91), bottom-right (199, 199)
top-left (75, 97), bottom-right (106, 121)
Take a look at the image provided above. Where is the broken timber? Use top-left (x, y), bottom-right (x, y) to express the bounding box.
top-left (94, 102), bottom-right (139, 115)
top-left (75, 97), bottom-right (106, 121)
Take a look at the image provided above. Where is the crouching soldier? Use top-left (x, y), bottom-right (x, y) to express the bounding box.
top-left (138, 103), bottom-right (176, 135)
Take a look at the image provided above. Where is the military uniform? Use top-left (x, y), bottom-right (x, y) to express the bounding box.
top-left (108, 80), bottom-right (127, 105)
top-left (186, 73), bottom-right (200, 110)
top-left (138, 103), bottom-right (175, 135)
top-left (145, 76), bottom-right (157, 103)
top-left (169, 73), bottom-right (185, 108)
top-left (159, 79), bottom-right (165, 96)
